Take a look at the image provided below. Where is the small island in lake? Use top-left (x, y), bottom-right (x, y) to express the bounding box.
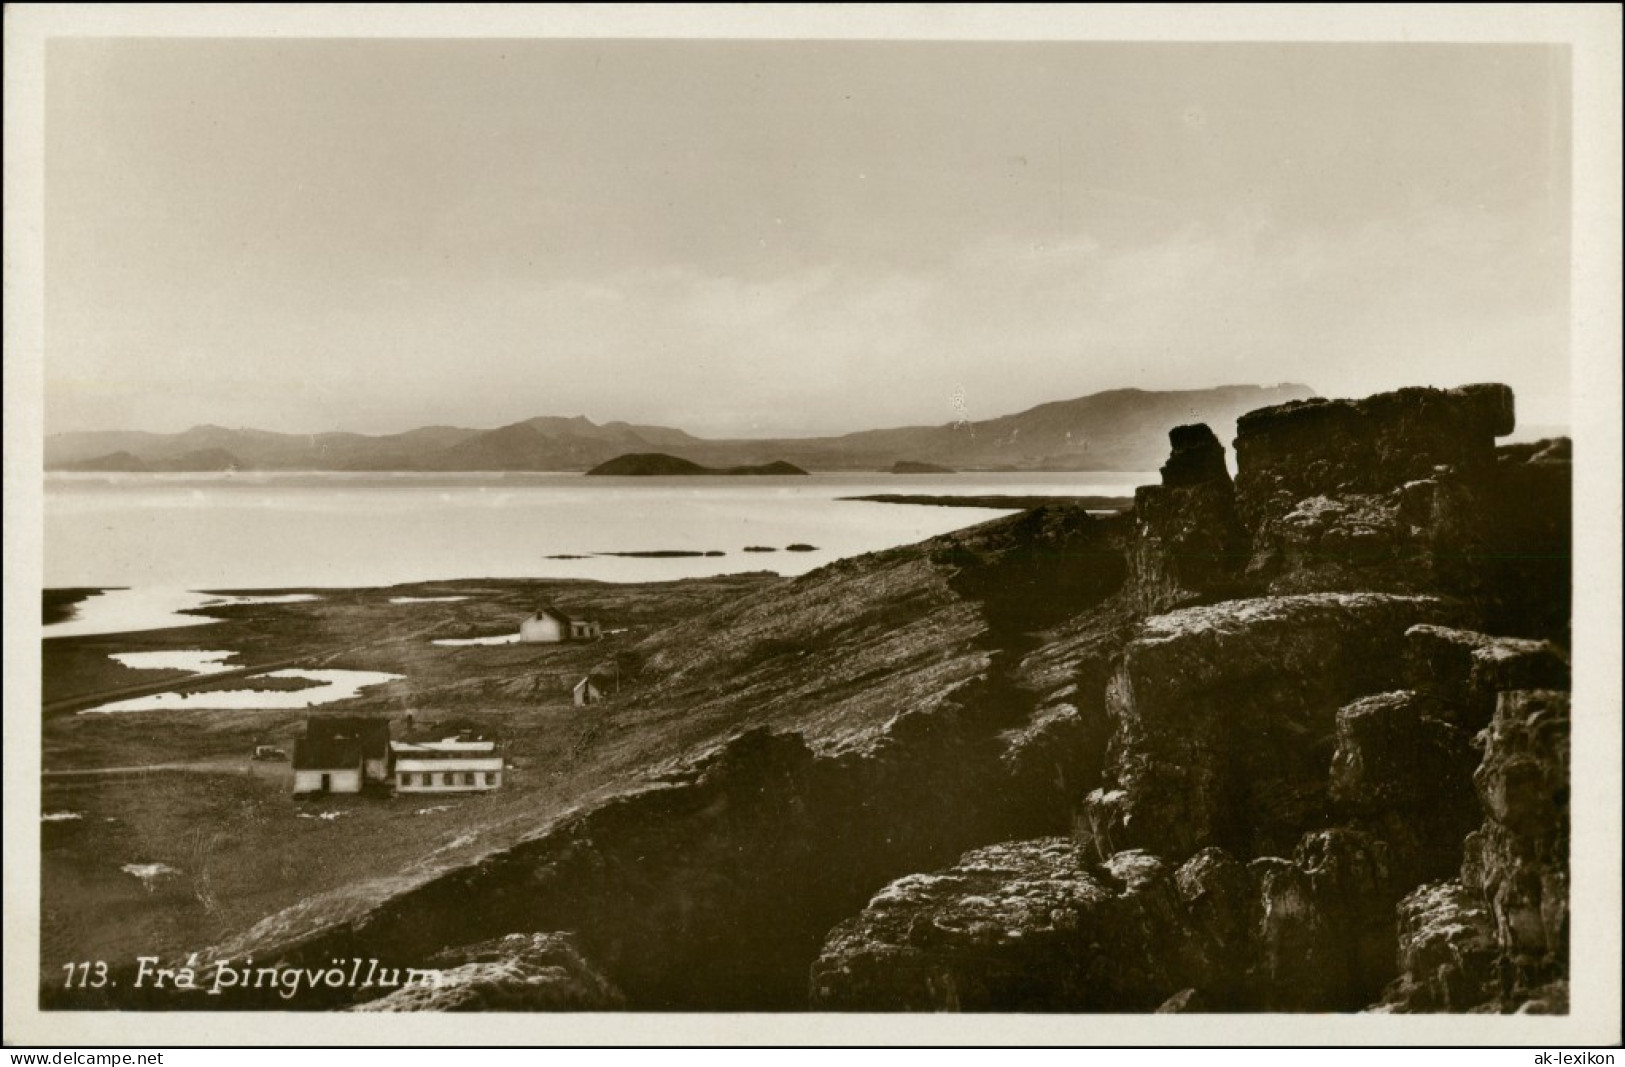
top-left (586, 453), bottom-right (809, 477)
top-left (596, 549), bottom-right (727, 558)
top-left (889, 460), bottom-right (955, 474)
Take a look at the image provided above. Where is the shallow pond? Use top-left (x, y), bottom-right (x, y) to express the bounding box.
top-left (44, 588), bottom-right (322, 640)
top-left (83, 668), bottom-right (404, 713)
top-left (431, 633), bottom-right (521, 647)
top-left (108, 649), bottom-right (239, 675)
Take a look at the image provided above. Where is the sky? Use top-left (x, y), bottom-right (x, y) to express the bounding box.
top-left (44, 39), bottom-right (1572, 437)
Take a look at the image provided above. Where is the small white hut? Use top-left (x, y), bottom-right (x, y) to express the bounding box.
top-left (572, 675), bottom-right (605, 706)
top-left (521, 606), bottom-right (601, 644)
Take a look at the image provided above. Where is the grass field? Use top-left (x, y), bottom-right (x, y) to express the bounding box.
top-left (39, 574), bottom-right (778, 982)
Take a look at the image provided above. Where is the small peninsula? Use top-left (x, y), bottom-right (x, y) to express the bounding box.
top-left (586, 453), bottom-right (808, 477)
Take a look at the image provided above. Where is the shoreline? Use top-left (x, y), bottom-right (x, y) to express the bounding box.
top-left (39, 572), bottom-right (785, 710)
top-left (42, 587), bottom-right (117, 626)
top-left (841, 493), bottom-right (1133, 511)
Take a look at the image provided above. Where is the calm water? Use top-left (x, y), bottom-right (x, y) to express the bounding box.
top-left (44, 471), bottom-right (1147, 636)
top-left (43, 590), bottom-right (322, 639)
top-left (107, 649), bottom-right (240, 674)
top-left (83, 669), bottom-right (407, 713)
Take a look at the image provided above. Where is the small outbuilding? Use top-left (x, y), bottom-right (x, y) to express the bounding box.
top-left (572, 675), bottom-right (605, 706)
top-left (520, 606), bottom-right (602, 644)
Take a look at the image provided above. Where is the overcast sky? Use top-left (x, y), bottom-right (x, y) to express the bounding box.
top-left (44, 39), bottom-right (1571, 437)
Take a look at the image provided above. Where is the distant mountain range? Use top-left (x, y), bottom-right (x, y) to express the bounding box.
top-left (46, 384), bottom-right (1317, 473)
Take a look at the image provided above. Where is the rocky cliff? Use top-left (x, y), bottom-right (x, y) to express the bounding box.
top-left (62, 383), bottom-right (1570, 1014)
top-left (1232, 384), bottom-right (1515, 598)
top-left (812, 384), bottom-right (1572, 1014)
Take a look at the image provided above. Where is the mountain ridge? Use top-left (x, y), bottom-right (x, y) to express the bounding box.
top-left (46, 383), bottom-right (1316, 473)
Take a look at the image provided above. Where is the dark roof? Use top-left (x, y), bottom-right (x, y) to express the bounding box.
top-left (533, 605), bottom-right (576, 625)
top-left (303, 716), bottom-right (391, 759)
top-left (292, 736), bottom-right (365, 771)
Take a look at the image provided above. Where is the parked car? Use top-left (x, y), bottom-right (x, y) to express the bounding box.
top-left (252, 745), bottom-right (288, 761)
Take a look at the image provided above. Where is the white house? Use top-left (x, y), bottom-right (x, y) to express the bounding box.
top-left (391, 737), bottom-right (504, 793)
top-left (293, 738), bottom-right (363, 795)
top-left (520, 606), bottom-right (602, 644)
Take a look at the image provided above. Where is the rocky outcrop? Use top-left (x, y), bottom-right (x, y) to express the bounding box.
top-left (810, 830), bottom-right (1405, 1012)
top-left (1233, 384), bottom-right (1514, 518)
top-left (1159, 422), bottom-right (1231, 487)
top-left (1378, 881), bottom-right (1500, 1012)
top-left (1381, 688), bottom-right (1571, 1013)
top-left (808, 840), bottom-right (1222, 1012)
top-left (1231, 384), bottom-right (1513, 597)
top-left (1247, 829), bottom-right (1398, 1010)
top-left (1081, 593), bottom-right (1464, 861)
top-left (350, 933), bottom-right (623, 1011)
top-left (761, 385), bottom-right (1573, 1013)
top-left (932, 504), bottom-right (1129, 634)
top-left (1403, 624), bottom-right (1570, 731)
top-left (1328, 690), bottom-right (1480, 885)
top-left (1462, 690), bottom-right (1571, 986)
top-left (999, 700), bottom-right (1110, 839)
top-left (1485, 438), bottom-right (1572, 642)
top-left (1126, 424), bottom-right (1249, 614)
top-left (1128, 384), bottom-right (1566, 636)
top-left (809, 840), bottom-right (1169, 1011)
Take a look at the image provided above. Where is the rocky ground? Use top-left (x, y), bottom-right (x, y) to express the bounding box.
top-left (44, 383), bottom-right (1573, 1014)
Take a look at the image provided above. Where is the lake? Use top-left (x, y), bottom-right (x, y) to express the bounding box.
top-left (44, 471), bottom-right (1149, 633)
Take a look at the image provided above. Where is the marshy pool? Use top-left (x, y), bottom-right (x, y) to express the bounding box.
top-left (108, 649), bottom-right (240, 675)
top-left (83, 668), bottom-right (404, 713)
top-left (431, 633), bottom-right (521, 647)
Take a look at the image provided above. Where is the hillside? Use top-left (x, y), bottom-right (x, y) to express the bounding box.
top-left (46, 383), bottom-right (1315, 473)
top-left (59, 450), bottom-right (150, 472)
top-left (44, 383), bottom-right (1573, 1014)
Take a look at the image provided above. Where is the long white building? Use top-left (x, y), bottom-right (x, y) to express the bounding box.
top-left (391, 737), bottom-right (504, 793)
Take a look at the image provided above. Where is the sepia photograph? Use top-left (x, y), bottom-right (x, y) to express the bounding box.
top-left (4, 4), bottom-right (1620, 1048)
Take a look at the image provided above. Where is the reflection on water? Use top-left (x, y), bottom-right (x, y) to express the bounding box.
top-left (83, 668), bottom-right (404, 713)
